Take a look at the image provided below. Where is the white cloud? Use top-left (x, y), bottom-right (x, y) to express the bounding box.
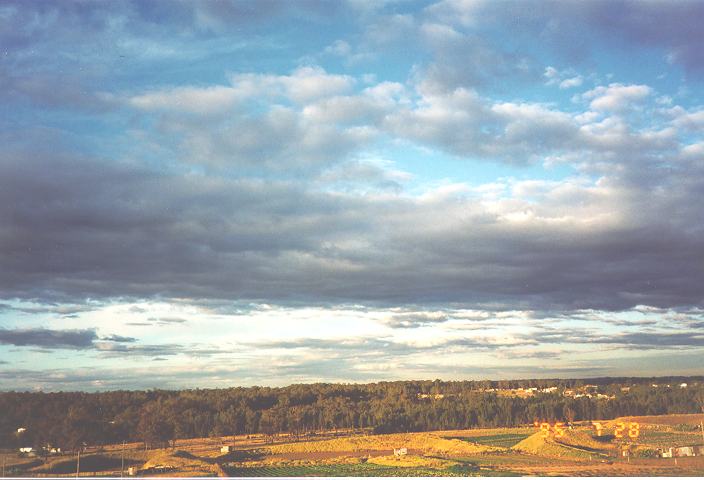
top-left (543, 66), bottom-right (583, 89)
top-left (668, 106), bottom-right (704, 131)
top-left (129, 85), bottom-right (242, 115)
top-left (324, 39), bottom-right (352, 57)
top-left (559, 76), bottom-right (583, 89)
top-left (583, 83), bottom-right (652, 112)
top-left (426, 0), bottom-right (484, 27)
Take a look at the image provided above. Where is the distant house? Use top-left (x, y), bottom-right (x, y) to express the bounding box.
top-left (220, 445), bottom-right (232, 453)
top-left (16, 427), bottom-right (26, 434)
top-left (679, 383), bottom-right (688, 388)
top-left (661, 446), bottom-right (698, 458)
top-left (394, 448), bottom-right (408, 457)
top-left (19, 447), bottom-right (36, 457)
top-left (417, 393), bottom-right (445, 399)
top-left (675, 446), bottom-right (696, 457)
top-left (42, 444), bottom-right (61, 455)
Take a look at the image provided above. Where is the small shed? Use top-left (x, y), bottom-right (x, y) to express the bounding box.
top-left (220, 445), bottom-right (232, 454)
top-left (675, 446), bottom-right (696, 457)
top-left (662, 446), bottom-right (698, 458)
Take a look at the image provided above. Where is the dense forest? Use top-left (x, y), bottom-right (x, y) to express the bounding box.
top-left (2, 377), bottom-right (703, 451)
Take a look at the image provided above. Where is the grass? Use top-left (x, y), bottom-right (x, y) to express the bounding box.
top-left (451, 452), bottom-right (569, 467)
top-left (638, 429), bottom-right (704, 448)
top-left (451, 433), bottom-right (532, 448)
top-left (366, 454), bottom-right (458, 468)
top-left (223, 462), bottom-right (517, 477)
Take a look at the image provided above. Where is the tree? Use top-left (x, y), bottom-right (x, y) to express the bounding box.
top-left (137, 402), bottom-right (174, 449)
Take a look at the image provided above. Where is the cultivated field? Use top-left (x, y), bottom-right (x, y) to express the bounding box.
top-left (3, 413), bottom-right (704, 477)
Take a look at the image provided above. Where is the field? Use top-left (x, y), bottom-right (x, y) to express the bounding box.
top-left (3, 413), bottom-right (704, 477)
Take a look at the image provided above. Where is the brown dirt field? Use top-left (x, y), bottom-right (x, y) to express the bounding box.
top-left (494, 454), bottom-right (704, 476)
top-left (265, 431), bottom-right (498, 457)
top-left (269, 449), bottom-right (400, 461)
top-left (610, 413), bottom-right (704, 426)
top-left (142, 449), bottom-right (226, 477)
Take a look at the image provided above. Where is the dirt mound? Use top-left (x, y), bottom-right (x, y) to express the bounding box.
top-left (557, 429), bottom-right (613, 452)
top-left (512, 432), bottom-right (591, 459)
top-left (33, 454), bottom-right (128, 474)
top-left (267, 431), bottom-right (497, 456)
top-left (142, 449), bottom-right (226, 477)
top-left (609, 414), bottom-right (704, 427)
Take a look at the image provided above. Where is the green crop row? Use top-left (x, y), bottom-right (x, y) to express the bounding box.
top-left (223, 462), bottom-right (506, 477)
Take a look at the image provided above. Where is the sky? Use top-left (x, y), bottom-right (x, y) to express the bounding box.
top-left (1, 0), bottom-right (704, 391)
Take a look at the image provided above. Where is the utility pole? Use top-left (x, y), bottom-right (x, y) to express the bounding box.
top-left (76, 449), bottom-right (80, 478)
top-left (121, 441), bottom-right (125, 478)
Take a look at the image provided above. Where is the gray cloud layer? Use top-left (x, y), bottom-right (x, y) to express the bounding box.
top-left (0, 328), bottom-right (98, 349)
top-left (1, 135), bottom-right (703, 312)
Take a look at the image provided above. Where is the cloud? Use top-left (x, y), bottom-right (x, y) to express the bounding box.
top-left (2, 1), bottom-right (704, 330)
top-left (2, 115), bottom-right (704, 314)
top-left (383, 312), bottom-right (449, 329)
top-left (147, 317), bottom-right (189, 325)
top-left (129, 85), bottom-right (243, 115)
top-left (0, 327), bottom-right (139, 350)
top-left (582, 83), bottom-right (652, 112)
top-left (425, 1), bottom-right (704, 75)
top-left (544, 66), bottom-right (583, 89)
top-left (100, 334), bottom-right (137, 343)
top-left (525, 327), bottom-right (704, 350)
top-left (559, 76), bottom-right (583, 89)
top-left (126, 67), bottom-right (372, 171)
top-left (0, 328), bottom-right (98, 349)
top-left (324, 39), bottom-right (352, 57)
top-left (0, 303), bottom-right (98, 317)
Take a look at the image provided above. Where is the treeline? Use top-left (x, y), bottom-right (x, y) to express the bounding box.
top-left (1, 377), bottom-right (702, 451)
